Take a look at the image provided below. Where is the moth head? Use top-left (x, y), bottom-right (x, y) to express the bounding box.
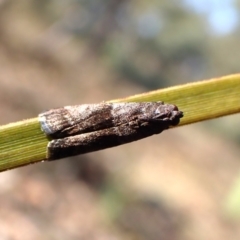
top-left (149, 102), bottom-right (183, 126)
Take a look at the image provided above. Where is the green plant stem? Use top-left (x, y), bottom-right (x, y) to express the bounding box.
top-left (0, 74), bottom-right (240, 172)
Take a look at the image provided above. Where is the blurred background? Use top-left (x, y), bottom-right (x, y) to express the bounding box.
top-left (0, 0), bottom-right (240, 239)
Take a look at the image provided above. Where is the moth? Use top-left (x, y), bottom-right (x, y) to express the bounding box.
top-left (39, 102), bottom-right (183, 160)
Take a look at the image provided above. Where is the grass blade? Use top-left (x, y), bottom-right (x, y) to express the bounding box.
top-left (0, 74), bottom-right (240, 172)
